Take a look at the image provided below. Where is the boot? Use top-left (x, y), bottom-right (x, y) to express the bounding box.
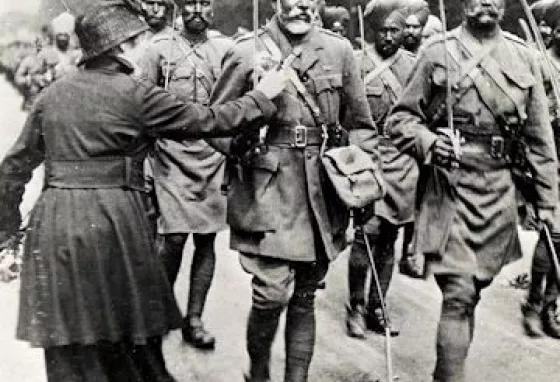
top-left (366, 307), bottom-right (399, 337)
top-left (284, 295), bottom-right (316, 382)
top-left (182, 315), bottom-right (216, 349)
top-left (542, 303), bottom-right (560, 339)
top-left (246, 307), bottom-right (282, 382)
top-left (346, 304), bottom-right (366, 339)
top-left (521, 301), bottom-right (544, 337)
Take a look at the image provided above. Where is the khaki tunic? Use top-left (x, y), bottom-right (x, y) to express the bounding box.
top-left (386, 26), bottom-right (557, 279)
top-left (355, 47), bottom-right (418, 227)
top-left (210, 16), bottom-right (379, 262)
top-left (140, 31), bottom-right (233, 234)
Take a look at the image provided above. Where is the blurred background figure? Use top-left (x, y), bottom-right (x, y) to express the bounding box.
top-left (401, 0), bottom-right (431, 54)
top-left (322, 5), bottom-right (350, 37)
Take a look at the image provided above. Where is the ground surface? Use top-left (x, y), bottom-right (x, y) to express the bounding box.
top-left (1, 77), bottom-right (560, 382)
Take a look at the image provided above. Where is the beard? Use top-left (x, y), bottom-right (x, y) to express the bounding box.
top-left (402, 34), bottom-right (421, 50)
top-left (55, 38), bottom-right (69, 51)
top-left (376, 41), bottom-right (399, 58)
top-left (464, 7), bottom-right (502, 31)
top-left (146, 16), bottom-right (166, 30)
top-left (183, 14), bottom-right (210, 33)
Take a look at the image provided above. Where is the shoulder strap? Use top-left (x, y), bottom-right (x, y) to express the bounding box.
top-left (260, 32), bottom-right (326, 126)
top-left (363, 51), bottom-right (403, 102)
top-left (451, 39), bottom-right (526, 120)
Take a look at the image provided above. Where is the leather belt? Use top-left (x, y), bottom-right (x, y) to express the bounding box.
top-left (45, 157), bottom-right (146, 190)
top-left (266, 125), bottom-right (325, 148)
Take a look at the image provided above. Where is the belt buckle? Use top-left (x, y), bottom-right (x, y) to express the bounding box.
top-left (294, 125), bottom-right (307, 148)
top-left (490, 136), bottom-right (505, 159)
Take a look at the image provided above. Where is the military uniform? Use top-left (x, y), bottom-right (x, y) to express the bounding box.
top-left (386, 25), bottom-right (557, 381)
top-left (348, 46), bottom-right (417, 334)
top-left (141, 30), bottom-right (232, 234)
top-left (139, 28), bottom-right (234, 349)
top-left (522, 46), bottom-right (560, 338)
top-left (210, 15), bottom-right (377, 381)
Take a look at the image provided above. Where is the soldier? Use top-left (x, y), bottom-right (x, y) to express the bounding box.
top-left (401, 0), bottom-right (430, 54)
top-left (210, 0), bottom-right (379, 380)
top-left (321, 6), bottom-right (350, 37)
top-left (530, 0), bottom-right (553, 48)
top-left (521, 0), bottom-right (560, 339)
top-left (14, 38), bottom-right (49, 111)
top-left (385, 0), bottom-right (558, 380)
top-left (346, 0), bottom-right (423, 339)
top-left (141, 0), bottom-right (173, 34)
top-left (139, 0), bottom-right (234, 350)
top-left (45, 12), bottom-right (81, 81)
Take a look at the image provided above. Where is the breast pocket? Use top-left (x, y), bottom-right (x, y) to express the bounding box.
top-left (311, 74), bottom-right (343, 123)
top-left (366, 81), bottom-right (391, 125)
top-left (501, 68), bottom-right (536, 119)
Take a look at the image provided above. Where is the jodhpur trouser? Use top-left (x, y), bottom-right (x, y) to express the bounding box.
top-left (240, 252), bottom-right (329, 382)
top-left (433, 274), bottom-right (492, 382)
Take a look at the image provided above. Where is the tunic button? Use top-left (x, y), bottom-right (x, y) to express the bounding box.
top-left (306, 152), bottom-right (312, 159)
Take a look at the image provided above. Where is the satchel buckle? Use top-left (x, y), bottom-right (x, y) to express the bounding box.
top-left (293, 125), bottom-right (308, 148)
top-left (490, 136), bottom-right (505, 159)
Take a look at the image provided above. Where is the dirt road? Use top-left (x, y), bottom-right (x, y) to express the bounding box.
top-left (1, 77), bottom-right (559, 382)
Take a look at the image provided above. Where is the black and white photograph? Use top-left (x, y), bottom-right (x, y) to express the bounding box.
top-left (1, 0), bottom-right (560, 381)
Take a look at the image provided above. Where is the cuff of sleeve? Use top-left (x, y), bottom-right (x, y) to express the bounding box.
top-left (246, 90), bottom-right (277, 119)
top-left (417, 130), bottom-right (438, 162)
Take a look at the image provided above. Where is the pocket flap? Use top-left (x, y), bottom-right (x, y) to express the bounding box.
top-left (501, 67), bottom-right (535, 89)
top-left (313, 74), bottom-right (343, 93)
top-left (366, 84), bottom-right (384, 96)
top-left (251, 151), bottom-right (280, 172)
top-left (323, 145), bottom-right (376, 175)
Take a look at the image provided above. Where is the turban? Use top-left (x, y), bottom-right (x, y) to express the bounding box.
top-left (364, 0), bottom-right (429, 29)
top-left (530, 0), bottom-right (550, 22)
top-left (541, 0), bottom-right (560, 28)
top-left (421, 14), bottom-right (443, 39)
top-left (322, 6), bottom-right (350, 30)
top-left (51, 12), bottom-right (76, 35)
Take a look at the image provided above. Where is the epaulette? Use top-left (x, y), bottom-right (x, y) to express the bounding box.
top-left (503, 31), bottom-right (528, 47)
top-left (233, 28), bottom-right (267, 45)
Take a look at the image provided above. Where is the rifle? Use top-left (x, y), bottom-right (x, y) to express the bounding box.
top-left (437, 0), bottom-right (461, 169)
top-left (164, 2), bottom-right (178, 90)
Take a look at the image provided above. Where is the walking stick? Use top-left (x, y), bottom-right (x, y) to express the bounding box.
top-left (360, 227), bottom-right (394, 382)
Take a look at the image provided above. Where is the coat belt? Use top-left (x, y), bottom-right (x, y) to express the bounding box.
top-left (45, 157), bottom-right (146, 190)
top-left (266, 125), bottom-right (325, 148)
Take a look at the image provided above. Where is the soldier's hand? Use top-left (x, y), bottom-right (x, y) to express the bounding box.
top-left (255, 68), bottom-right (289, 100)
top-left (432, 130), bottom-right (460, 167)
top-left (537, 208), bottom-right (555, 231)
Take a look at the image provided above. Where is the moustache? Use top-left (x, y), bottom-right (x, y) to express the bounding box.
top-left (285, 12), bottom-right (313, 23)
top-left (465, 8), bottom-right (500, 19)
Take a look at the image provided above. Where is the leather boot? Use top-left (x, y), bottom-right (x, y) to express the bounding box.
top-left (182, 315), bottom-right (216, 349)
top-left (521, 301), bottom-right (544, 337)
top-left (542, 303), bottom-right (560, 339)
top-left (346, 304), bottom-right (366, 339)
top-left (246, 307), bottom-right (282, 382)
top-left (366, 307), bottom-right (399, 337)
top-left (284, 295), bottom-right (316, 382)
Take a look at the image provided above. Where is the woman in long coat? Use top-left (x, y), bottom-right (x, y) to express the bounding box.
top-left (0, 2), bottom-right (284, 381)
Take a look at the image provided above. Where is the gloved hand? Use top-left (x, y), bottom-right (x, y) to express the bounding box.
top-left (353, 203), bottom-right (374, 226)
